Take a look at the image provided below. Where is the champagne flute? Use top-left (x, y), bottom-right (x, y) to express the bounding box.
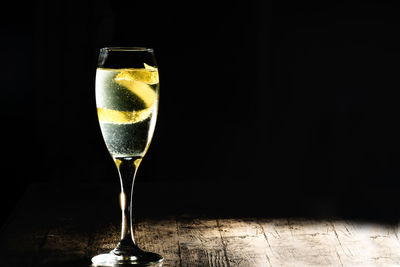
top-left (92, 47), bottom-right (163, 266)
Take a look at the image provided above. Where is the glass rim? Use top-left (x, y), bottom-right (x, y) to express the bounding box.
top-left (100, 47), bottom-right (154, 52)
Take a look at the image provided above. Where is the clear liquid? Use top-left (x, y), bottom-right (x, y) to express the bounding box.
top-left (95, 66), bottom-right (159, 158)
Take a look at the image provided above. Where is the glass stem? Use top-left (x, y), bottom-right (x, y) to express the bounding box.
top-left (113, 156), bottom-right (143, 255)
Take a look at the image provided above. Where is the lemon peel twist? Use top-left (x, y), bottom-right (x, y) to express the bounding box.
top-left (97, 67), bottom-right (158, 124)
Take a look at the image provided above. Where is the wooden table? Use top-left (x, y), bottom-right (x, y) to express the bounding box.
top-left (1, 182), bottom-right (399, 266)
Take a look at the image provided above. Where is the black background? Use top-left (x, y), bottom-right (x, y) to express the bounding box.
top-left (1, 0), bottom-right (400, 225)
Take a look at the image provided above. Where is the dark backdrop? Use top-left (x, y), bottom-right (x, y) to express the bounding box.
top-left (2, 0), bottom-right (400, 224)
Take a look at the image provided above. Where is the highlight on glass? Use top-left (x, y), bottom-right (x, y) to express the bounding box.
top-left (91, 47), bottom-right (163, 266)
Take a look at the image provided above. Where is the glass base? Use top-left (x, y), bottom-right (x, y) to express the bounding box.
top-left (91, 251), bottom-right (163, 266)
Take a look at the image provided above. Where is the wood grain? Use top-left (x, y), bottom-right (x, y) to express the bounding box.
top-left (88, 222), bottom-right (121, 257)
top-left (258, 218), bottom-right (342, 267)
top-left (177, 215), bottom-right (228, 267)
top-left (2, 183), bottom-right (400, 267)
top-left (332, 220), bottom-right (400, 266)
top-left (218, 218), bottom-right (271, 266)
top-left (134, 216), bottom-right (181, 267)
